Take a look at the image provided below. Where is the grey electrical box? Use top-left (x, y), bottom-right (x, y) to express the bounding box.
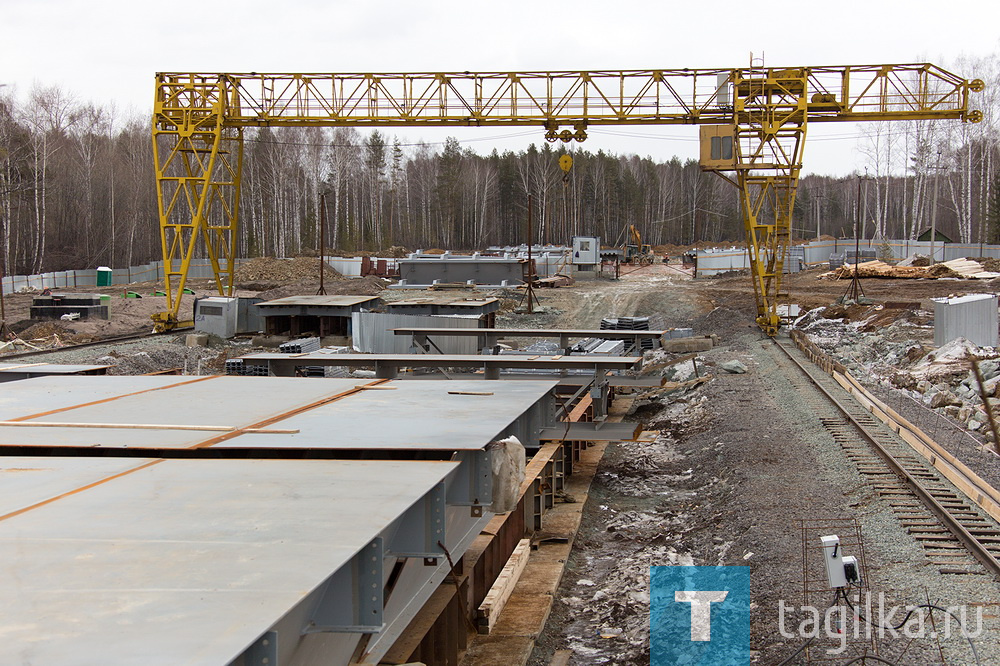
top-left (820, 535), bottom-right (847, 588)
top-left (195, 297), bottom-right (263, 338)
top-left (572, 236), bottom-right (600, 265)
top-left (195, 297), bottom-right (237, 339)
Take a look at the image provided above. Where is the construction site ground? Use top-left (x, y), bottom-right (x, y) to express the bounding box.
top-left (3, 261), bottom-right (1000, 663)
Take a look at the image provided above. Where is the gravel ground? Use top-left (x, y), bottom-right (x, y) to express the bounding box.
top-left (4, 333), bottom-right (255, 376)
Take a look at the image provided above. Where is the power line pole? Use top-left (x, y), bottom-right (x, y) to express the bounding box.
top-left (930, 148), bottom-right (943, 265)
top-left (316, 192), bottom-right (327, 295)
top-left (844, 174), bottom-right (873, 303)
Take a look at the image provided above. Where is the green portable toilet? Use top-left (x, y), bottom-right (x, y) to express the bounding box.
top-left (97, 266), bottom-right (113, 287)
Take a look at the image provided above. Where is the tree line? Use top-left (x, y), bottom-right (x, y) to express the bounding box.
top-left (2, 55), bottom-right (999, 276)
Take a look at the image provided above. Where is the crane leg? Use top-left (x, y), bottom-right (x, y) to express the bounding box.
top-left (152, 75), bottom-right (242, 332)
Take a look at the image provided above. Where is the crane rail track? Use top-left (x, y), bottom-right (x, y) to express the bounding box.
top-left (0, 328), bottom-right (193, 361)
top-left (772, 336), bottom-right (1000, 579)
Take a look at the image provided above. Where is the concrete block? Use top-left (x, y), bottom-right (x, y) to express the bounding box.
top-left (661, 337), bottom-right (713, 353)
top-left (185, 334), bottom-right (209, 347)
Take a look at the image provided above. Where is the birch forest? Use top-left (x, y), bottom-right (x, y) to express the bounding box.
top-left (2, 56), bottom-right (1000, 276)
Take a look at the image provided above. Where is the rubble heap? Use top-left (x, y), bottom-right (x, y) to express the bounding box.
top-left (795, 306), bottom-right (999, 436)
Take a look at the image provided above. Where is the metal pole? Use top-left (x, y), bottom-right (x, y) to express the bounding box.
top-left (527, 194), bottom-right (534, 314)
top-left (930, 150), bottom-right (941, 265)
top-left (815, 197), bottom-right (820, 240)
top-left (317, 192), bottom-right (327, 295)
top-left (0, 252), bottom-right (11, 341)
top-left (844, 175), bottom-right (865, 303)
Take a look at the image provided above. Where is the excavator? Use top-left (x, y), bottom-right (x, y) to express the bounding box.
top-left (622, 225), bottom-right (655, 265)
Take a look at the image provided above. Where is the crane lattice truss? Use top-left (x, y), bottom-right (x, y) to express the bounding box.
top-left (152, 65), bottom-right (982, 333)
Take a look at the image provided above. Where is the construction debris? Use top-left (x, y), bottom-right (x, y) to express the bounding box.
top-left (796, 304), bottom-right (1000, 437)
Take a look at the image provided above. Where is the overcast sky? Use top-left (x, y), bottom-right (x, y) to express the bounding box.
top-left (4, 0), bottom-right (998, 175)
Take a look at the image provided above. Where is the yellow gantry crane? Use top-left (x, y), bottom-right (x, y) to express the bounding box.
top-left (152, 65), bottom-right (982, 333)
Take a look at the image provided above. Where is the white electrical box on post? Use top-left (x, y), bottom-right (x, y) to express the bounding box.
top-left (820, 535), bottom-right (848, 588)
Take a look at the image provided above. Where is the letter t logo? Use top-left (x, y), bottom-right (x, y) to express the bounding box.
top-left (675, 590), bottom-right (728, 641)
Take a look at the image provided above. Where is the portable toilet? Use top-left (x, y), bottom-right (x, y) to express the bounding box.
top-left (96, 266), bottom-right (113, 287)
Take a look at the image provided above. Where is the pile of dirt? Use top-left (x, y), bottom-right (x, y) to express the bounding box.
top-left (927, 263), bottom-right (962, 278)
top-left (234, 257), bottom-right (342, 284)
top-left (254, 275), bottom-right (388, 301)
top-left (975, 256), bottom-right (1000, 272)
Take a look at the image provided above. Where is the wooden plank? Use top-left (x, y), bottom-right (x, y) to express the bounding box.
top-left (448, 391), bottom-right (495, 396)
top-left (550, 649), bottom-right (572, 666)
top-left (0, 421), bottom-right (299, 434)
top-left (567, 394), bottom-right (593, 423)
top-left (841, 374), bottom-right (1000, 523)
top-left (477, 539), bottom-right (532, 634)
top-left (816, 358), bottom-right (1000, 526)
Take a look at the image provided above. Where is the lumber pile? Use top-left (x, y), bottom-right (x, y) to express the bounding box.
top-left (821, 257), bottom-right (1000, 280)
top-left (936, 258), bottom-right (1000, 279)
top-left (822, 260), bottom-right (928, 279)
top-left (535, 274), bottom-right (575, 288)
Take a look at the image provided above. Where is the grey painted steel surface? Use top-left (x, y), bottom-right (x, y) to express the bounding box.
top-left (0, 376), bottom-right (555, 452)
top-left (399, 256), bottom-right (525, 286)
top-left (390, 327), bottom-right (665, 339)
top-left (217, 379), bottom-right (556, 452)
top-left (384, 296), bottom-right (499, 316)
top-left (392, 327), bottom-right (664, 355)
top-left (539, 422), bottom-right (641, 441)
top-left (0, 374), bottom-right (557, 664)
top-left (933, 293), bottom-right (999, 348)
top-left (239, 352), bottom-right (641, 380)
top-left (255, 294), bottom-right (380, 317)
top-left (353, 312), bottom-right (480, 354)
top-left (0, 363), bottom-right (111, 383)
top-left (0, 457), bottom-right (458, 666)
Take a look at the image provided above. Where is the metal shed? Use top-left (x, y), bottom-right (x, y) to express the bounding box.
top-left (933, 293), bottom-right (999, 348)
top-left (255, 294), bottom-right (381, 337)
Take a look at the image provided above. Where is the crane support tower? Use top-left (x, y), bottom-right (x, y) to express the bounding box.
top-left (152, 66), bottom-right (982, 333)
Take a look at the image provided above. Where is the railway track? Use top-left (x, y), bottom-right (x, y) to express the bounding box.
top-left (771, 336), bottom-right (1000, 578)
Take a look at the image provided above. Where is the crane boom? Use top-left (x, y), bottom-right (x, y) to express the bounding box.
top-left (151, 65), bottom-right (982, 332)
